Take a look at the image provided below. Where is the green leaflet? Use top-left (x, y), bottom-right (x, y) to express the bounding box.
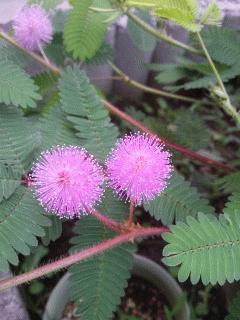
top-left (69, 190), bottom-right (135, 320)
top-left (126, 0), bottom-right (201, 32)
top-left (0, 186), bottom-right (51, 272)
top-left (0, 60), bottom-right (40, 108)
top-left (63, 0), bottom-right (110, 60)
top-left (202, 27), bottom-right (240, 66)
top-left (173, 109), bottom-right (211, 151)
top-left (163, 212), bottom-right (240, 285)
top-left (42, 216), bottom-right (62, 246)
top-left (58, 66), bottom-right (118, 162)
top-left (39, 107), bottom-right (80, 150)
top-left (216, 172), bottom-right (240, 194)
top-left (0, 106), bottom-right (39, 201)
top-left (144, 173), bottom-right (214, 225)
top-left (27, 0), bottom-right (64, 10)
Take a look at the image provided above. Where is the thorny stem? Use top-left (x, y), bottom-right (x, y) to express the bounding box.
top-left (110, 62), bottom-right (208, 105)
top-left (0, 29), bottom-right (235, 173)
top-left (0, 227), bottom-right (169, 292)
top-left (126, 11), bottom-right (202, 56)
top-left (196, 32), bottom-right (240, 126)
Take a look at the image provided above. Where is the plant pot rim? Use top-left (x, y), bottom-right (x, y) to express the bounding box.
top-left (43, 254), bottom-right (190, 320)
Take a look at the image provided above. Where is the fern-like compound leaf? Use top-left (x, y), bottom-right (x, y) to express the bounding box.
top-left (202, 27), bottom-right (240, 66)
top-left (58, 66), bottom-right (118, 162)
top-left (163, 212), bottom-right (240, 285)
top-left (0, 60), bottom-right (40, 108)
top-left (0, 106), bottom-right (39, 201)
top-left (64, 0), bottom-right (110, 60)
top-left (69, 190), bottom-right (135, 320)
top-left (0, 186), bottom-right (51, 271)
top-left (127, 0), bottom-right (201, 31)
top-left (200, 1), bottom-right (222, 26)
top-left (144, 173), bottom-right (214, 225)
top-left (39, 107), bottom-right (80, 150)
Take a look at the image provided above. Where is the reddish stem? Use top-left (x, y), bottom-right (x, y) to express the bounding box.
top-left (103, 100), bottom-right (235, 173)
top-left (0, 227), bottom-right (169, 292)
top-left (128, 200), bottom-right (135, 228)
top-left (0, 30), bottom-right (235, 173)
top-left (91, 209), bottom-right (121, 232)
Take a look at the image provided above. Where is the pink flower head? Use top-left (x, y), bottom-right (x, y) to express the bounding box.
top-left (106, 133), bottom-right (173, 205)
top-left (31, 146), bottom-right (104, 218)
top-left (13, 5), bottom-right (53, 51)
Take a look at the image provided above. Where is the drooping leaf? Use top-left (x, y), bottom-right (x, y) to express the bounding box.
top-left (163, 212), bottom-right (240, 285)
top-left (144, 173), bottom-right (214, 225)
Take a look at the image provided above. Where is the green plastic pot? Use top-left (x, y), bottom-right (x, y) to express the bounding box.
top-left (43, 254), bottom-right (190, 320)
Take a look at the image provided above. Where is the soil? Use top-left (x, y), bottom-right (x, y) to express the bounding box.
top-left (113, 276), bottom-right (168, 320)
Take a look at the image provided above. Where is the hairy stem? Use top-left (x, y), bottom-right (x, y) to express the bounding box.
top-left (91, 209), bottom-right (121, 232)
top-left (110, 62), bottom-right (205, 104)
top-left (103, 99), bottom-right (235, 173)
top-left (0, 29), bottom-right (59, 75)
top-left (196, 32), bottom-right (240, 126)
top-left (0, 227), bottom-right (168, 292)
top-left (126, 11), bottom-right (202, 56)
top-left (0, 29), bottom-right (235, 172)
top-left (128, 200), bottom-right (135, 228)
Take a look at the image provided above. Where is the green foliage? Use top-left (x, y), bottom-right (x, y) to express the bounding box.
top-left (200, 1), bottom-right (222, 26)
top-left (127, 0), bottom-right (201, 31)
top-left (0, 39), bottom-right (28, 67)
top-left (69, 190), bottom-right (135, 320)
top-left (64, 0), bottom-right (110, 60)
top-left (27, 0), bottom-right (64, 10)
top-left (224, 193), bottom-right (240, 216)
top-left (216, 173), bottom-right (240, 194)
top-left (202, 27), bottom-right (240, 66)
top-left (0, 187), bottom-right (51, 271)
top-left (85, 43), bottom-right (113, 65)
top-left (0, 106), bottom-right (39, 201)
top-left (58, 66), bottom-right (118, 162)
top-left (42, 216), bottom-right (62, 246)
top-left (225, 291), bottom-right (240, 320)
top-left (144, 173), bottom-right (214, 225)
top-left (173, 109), bottom-right (211, 151)
top-left (39, 108), bottom-right (80, 149)
top-left (127, 10), bottom-right (156, 51)
top-left (163, 211), bottom-right (240, 285)
top-left (0, 60), bottom-right (40, 108)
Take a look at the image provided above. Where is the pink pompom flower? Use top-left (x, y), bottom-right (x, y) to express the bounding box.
top-left (31, 146), bottom-right (104, 218)
top-left (13, 5), bottom-right (53, 51)
top-left (106, 133), bottom-right (173, 205)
